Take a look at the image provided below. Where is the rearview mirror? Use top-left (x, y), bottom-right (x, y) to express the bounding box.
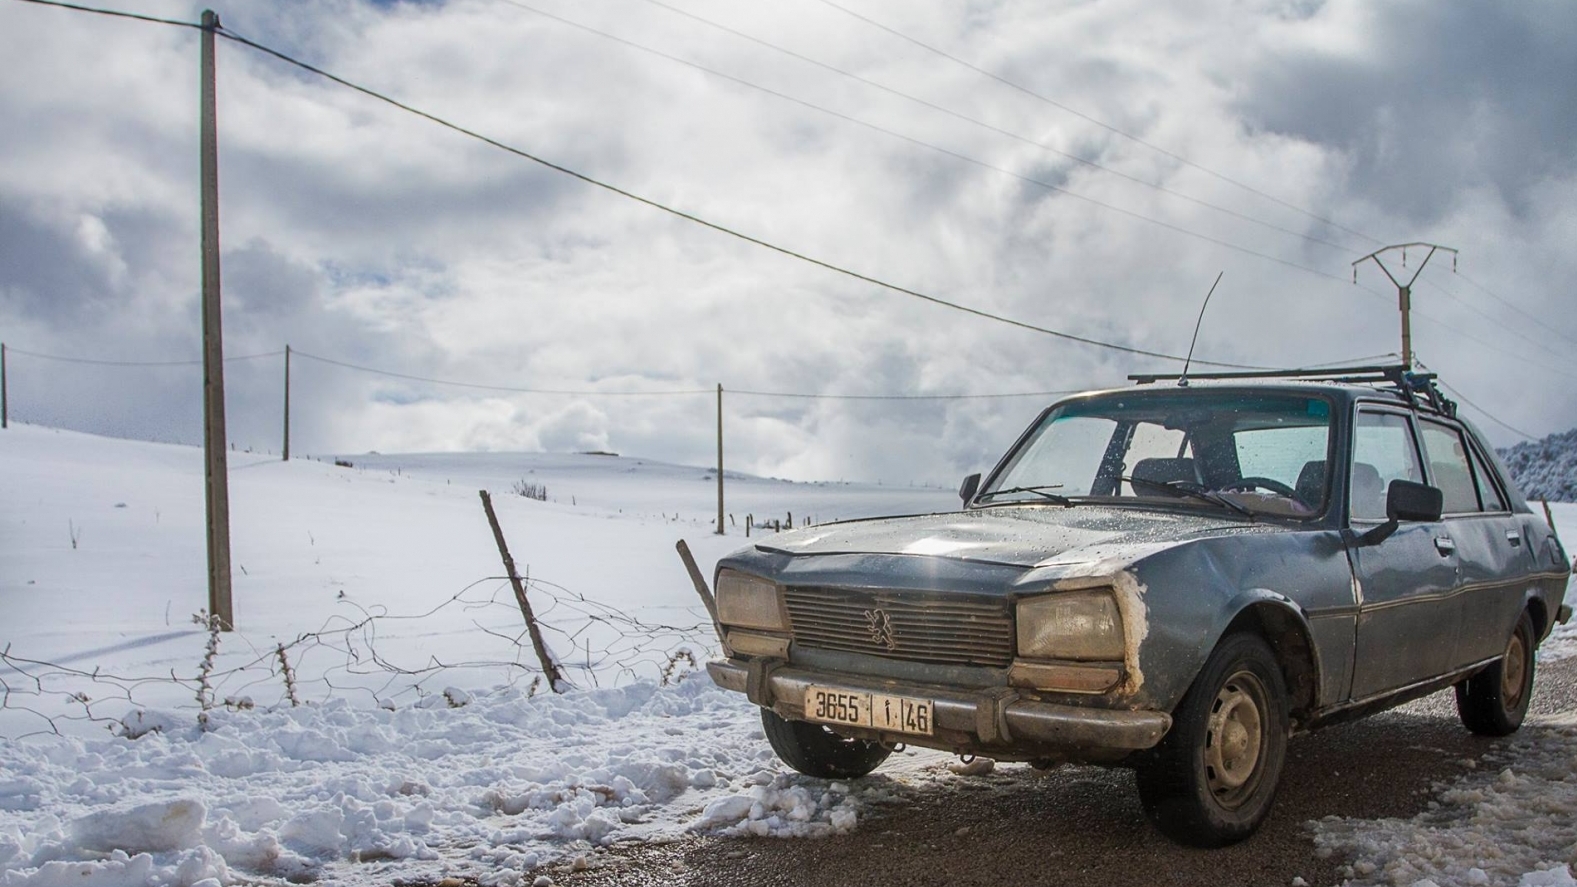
top-left (959, 473), bottom-right (981, 506)
top-left (1387, 480), bottom-right (1443, 522)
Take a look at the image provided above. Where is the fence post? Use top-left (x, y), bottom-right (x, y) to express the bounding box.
top-left (282, 345), bottom-right (290, 461)
top-left (676, 539), bottom-right (723, 644)
top-left (478, 489), bottom-right (568, 692)
top-left (715, 383), bottom-right (725, 535)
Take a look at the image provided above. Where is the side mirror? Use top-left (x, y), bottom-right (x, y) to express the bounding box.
top-left (1387, 479), bottom-right (1443, 522)
top-left (959, 473), bottom-right (981, 506)
top-left (1357, 480), bottom-right (1443, 546)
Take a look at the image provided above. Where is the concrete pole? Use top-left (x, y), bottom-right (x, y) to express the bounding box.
top-left (715, 384), bottom-right (725, 535)
top-left (1398, 285), bottom-right (1412, 371)
top-left (283, 345), bottom-right (291, 461)
top-left (1351, 243), bottom-right (1455, 373)
top-left (200, 10), bottom-right (234, 630)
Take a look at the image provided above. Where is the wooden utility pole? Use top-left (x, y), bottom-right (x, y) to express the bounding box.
top-left (2, 343), bottom-right (8, 429)
top-left (715, 384), bottom-right (725, 535)
top-left (282, 345), bottom-right (291, 461)
top-left (1352, 243), bottom-right (1457, 371)
top-left (200, 9), bottom-right (234, 630)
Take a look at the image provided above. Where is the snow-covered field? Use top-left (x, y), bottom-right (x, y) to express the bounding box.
top-left (2, 424), bottom-right (1574, 887)
top-left (0, 424), bottom-right (956, 886)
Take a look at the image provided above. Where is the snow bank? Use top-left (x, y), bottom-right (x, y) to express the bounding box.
top-left (1313, 714), bottom-right (1577, 887)
top-left (0, 674), bottom-right (909, 886)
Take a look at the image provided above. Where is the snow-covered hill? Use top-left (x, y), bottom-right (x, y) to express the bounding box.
top-left (1500, 428), bottom-right (1577, 503)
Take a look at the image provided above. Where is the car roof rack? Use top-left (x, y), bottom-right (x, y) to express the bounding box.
top-left (1127, 364), bottom-right (1457, 416)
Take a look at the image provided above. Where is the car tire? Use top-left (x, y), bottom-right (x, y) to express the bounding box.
top-left (1455, 610), bottom-right (1536, 737)
top-left (761, 708), bottom-right (892, 779)
top-left (1135, 632), bottom-right (1289, 847)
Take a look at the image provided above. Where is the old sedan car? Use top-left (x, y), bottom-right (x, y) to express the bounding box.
top-left (706, 367), bottom-right (1571, 846)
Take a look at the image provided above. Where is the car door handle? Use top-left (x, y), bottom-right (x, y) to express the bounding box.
top-left (1434, 536), bottom-right (1456, 555)
top-left (1506, 530), bottom-right (1523, 547)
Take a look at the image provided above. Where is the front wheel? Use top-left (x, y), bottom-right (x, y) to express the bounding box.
top-left (761, 708), bottom-right (892, 779)
top-left (1135, 633), bottom-right (1289, 847)
top-left (1456, 610), bottom-right (1536, 737)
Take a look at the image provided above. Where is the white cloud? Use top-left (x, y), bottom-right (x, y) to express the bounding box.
top-left (1, 0), bottom-right (1573, 482)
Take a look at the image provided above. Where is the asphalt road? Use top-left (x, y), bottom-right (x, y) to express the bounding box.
top-left (549, 656), bottom-right (1577, 887)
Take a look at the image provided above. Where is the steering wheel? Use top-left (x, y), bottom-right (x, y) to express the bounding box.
top-left (1221, 476), bottom-right (1298, 498)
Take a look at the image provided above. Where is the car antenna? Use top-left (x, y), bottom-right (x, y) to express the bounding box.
top-left (1177, 272), bottom-right (1223, 388)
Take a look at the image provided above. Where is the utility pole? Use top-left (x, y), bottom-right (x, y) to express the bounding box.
top-left (1352, 243), bottom-right (1457, 371)
top-left (715, 384), bottom-right (725, 535)
top-left (282, 345), bottom-right (291, 461)
top-left (2, 343), bottom-right (8, 429)
top-left (200, 9), bottom-right (234, 630)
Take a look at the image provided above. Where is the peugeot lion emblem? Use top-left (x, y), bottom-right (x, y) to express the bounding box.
top-left (863, 608), bottom-right (898, 651)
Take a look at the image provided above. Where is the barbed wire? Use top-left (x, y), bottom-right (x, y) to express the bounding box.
top-left (0, 576), bottom-right (715, 740)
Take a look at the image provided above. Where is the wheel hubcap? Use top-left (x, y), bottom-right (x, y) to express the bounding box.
top-left (1502, 631), bottom-right (1528, 709)
top-left (1204, 672), bottom-right (1266, 804)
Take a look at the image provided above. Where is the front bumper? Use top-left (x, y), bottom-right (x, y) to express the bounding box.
top-left (708, 658), bottom-right (1171, 759)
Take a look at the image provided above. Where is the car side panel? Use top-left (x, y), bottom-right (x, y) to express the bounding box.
top-left (1349, 521), bottom-right (1462, 699)
top-left (1129, 529), bottom-right (1356, 713)
top-left (1453, 513), bottom-right (1536, 665)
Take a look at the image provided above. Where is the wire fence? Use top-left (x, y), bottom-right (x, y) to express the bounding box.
top-left (0, 573), bottom-right (716, 740)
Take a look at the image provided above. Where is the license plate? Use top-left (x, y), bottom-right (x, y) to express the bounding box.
top-left (804, 685), bottom-right (934, 736)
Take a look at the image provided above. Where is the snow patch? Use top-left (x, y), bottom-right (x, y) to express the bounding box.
top-left (1313, 715), bottom-right (1577, 887)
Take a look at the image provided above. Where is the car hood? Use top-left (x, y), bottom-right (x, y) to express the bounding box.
top-left (752, 506), bottom-right (1271, 569)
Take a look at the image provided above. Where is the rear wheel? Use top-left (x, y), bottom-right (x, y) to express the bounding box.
top-left (761, 708), bottom-right (892, 779)
top-left (1135, 633), bottom-right (1289, 847)
top-left (1456, 610), bottom-right (1536, 737)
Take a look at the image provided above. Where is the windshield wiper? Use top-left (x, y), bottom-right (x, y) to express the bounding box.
top-left (977, 485), bottom-right (1076, 507)
top-left (1120, 476), bottom-right (1254, 519)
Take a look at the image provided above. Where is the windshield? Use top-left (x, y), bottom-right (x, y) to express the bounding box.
top-left (978, 390), bottom-right (1334, 519)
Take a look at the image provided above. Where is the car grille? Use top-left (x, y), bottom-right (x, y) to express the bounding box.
top-left (782, 586), bottom-right (1014, 667)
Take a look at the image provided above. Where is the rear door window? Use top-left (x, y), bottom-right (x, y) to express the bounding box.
top-left (1465, 443), bottom-right (1507, 513)
top-left (1419, 420), bottom-right (1482, 515)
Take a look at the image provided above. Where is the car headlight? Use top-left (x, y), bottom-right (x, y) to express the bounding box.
top-left (1016, 591), bottom-right (1124, 661)
top-left (716, 570), bottom-right (788, 631)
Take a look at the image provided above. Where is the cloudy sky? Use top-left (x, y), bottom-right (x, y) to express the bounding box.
top-left (2, 0), bottom-right (1574, 484)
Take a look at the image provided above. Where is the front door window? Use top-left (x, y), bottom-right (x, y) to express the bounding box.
top-left (1349, 410), bottom-right (1423, 521)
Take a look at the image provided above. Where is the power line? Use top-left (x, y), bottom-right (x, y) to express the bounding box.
top-left (1415, 360), bottom-right (1537, 442)
top-left (209, 24), bottom-right (1286, 370)
top-left (9, 0), bottom-right (198, 29)
top-left (14, 0), bottom-right (1264, 369)
top-left (617, 0), bottom-right (1355, 255)
top-left (10, 342), bottom-right (1410, 400)
top-left (1454, 272), bottom-right (1577, 350)
top-left (1418, 278), bottom-right (1575, 365)
top-left (5, 347), bottom-right (284, 367)
top-left (799, 0), bottom-right (1577, 365)
top-left (805, 0), bottom-right (1380, 247)
top-left (730, 387), bottom-right (1090, 401)
top-left (510, 0), bottom-right (1577, 373)
top-left (492, 0), bottom-right (1365, 291)
top-left (1405, 308), bottom-right (1577, 382)
top-left (291, 349), bottom-right (714, 396)
top-left (1345, 270), bottom-right (1577, 383)
top-left (13, 0), bottom-right (1564, 387)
